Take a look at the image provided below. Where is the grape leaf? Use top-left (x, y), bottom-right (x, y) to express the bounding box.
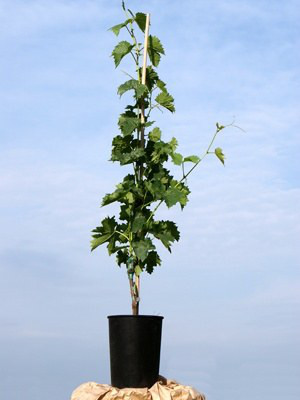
top-left (156, 79), bottom-right (167, 92)
top-left (155, 91), bottom-right (175, 113)
top-left (148, 35), bottom-right (165, 67)
top-left (132, 213), bottom-right (146, 233)
top-left (116, 248), bottom-right (129, 266)
top-left (135, 13), bottom-right (147, 32)
top-left (149, 127), bottom-right (161, 142)
top-left (183, 155), bottom-right (200, 163)
top-left (216, 122), bottom-right (225, 132)
top-left (91, 217), bottom-right (117, 250)
top-left (151, 220), bottom-right (180, 251)
top-left (118, 148), bottom-right (145, 165)
top-left (91, 233), bottom-right (113, 251)
top-left (164, 187), bottom-right (185, 208)
top-left (215, 147), bottom-right (225, 165)
top-left (109, 19), bottom-right (133, 36)
top-left (144, 250), bottom-right (161, 274)
top-left (118, 115), bottom-right (140, 136)
top-left (171, 152), bottom-right (183, 166)
top-left (133, 239), bottom-right (155, 261)
top-left (112, 41), bottom-right (134, 68)
top-left (118, 79), bottom-right (148, 99)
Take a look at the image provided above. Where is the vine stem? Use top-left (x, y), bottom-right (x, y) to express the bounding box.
top-left (145, 126), bottom-right (225, 224)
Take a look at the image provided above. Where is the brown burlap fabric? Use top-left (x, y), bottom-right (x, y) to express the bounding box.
top-left (71, 377), bottom-right (206, 400)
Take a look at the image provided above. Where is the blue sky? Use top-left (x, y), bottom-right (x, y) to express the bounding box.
top-left (0, 0), bottom-right (299, 399)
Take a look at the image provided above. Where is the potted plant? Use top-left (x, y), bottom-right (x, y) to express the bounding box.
top-left (91, 2), bottom-right (231, 389)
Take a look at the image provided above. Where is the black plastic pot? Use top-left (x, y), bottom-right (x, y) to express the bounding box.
top-left (108, 315), bottom-right (163, 389)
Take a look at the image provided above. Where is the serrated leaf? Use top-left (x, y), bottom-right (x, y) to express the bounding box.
top-left (150, 220), bottom-right (180, 252)
top-left (119, 204), bottom-right (131, 221)
top-left (144, 251), bottom-right (161, 274)
top-left (156, 79), bottom-right (167, 92)
top-left (91, 216), bottom-right (117, 250)
top-left (116, 249), bottom-right (129, 266)
top-left (90, 233), bottom-right (113, 251)
top-left (118, 115), bottom-right (140, 136)
top-left (109, 19), bottom-right (133, 36)
top-left (148, 35), bottom-right (165, 67)
top-left (149, 127), bottom-right (161, 142)
top-left (145, 66), bottom-right (159, 90)
top-left (215, 147), bottom-right (225, 165)
top-left (125, 192), bottom-right (134, 204)
top-left (102, 187), bottom-right (125, 206)
top-left (118, 79), bottom-right (147, 99)
top-left (155, 91), bottom-right (175, 113)
top-left (132, 239), bottom-right (154, 261)
top-left (135, 13), bottom-right (146, 32)
top-left (169, 137), bottom-right (178, 152)
top-left (112, 41), bottom-right (134, 68)
top-left (118, 148), bottom-right (145, 166)
top-left (183, 155), bottom-right (200, 163)
top-left (151, 141), bottom-right (173, 163)
top-left (164, 187), bottom-right (185, 208)
top-left (132, 213), bottom-right (146, 233)
top-left (102, 175), bottom-right (136, 206)
top-left (171, 152), bottom-right (183, 166)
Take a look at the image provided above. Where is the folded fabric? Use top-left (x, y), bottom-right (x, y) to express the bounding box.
top-left (71, 376), bottom-right (206, 400)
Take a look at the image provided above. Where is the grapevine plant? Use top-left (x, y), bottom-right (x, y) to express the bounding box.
top-left (91, 3), bottom-right (229, 315)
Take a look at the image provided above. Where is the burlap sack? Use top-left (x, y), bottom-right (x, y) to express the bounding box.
top-left (71, 377), bottom-right (206, 400)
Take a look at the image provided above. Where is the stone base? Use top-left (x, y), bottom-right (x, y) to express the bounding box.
top-left (71, 376), bottom-right (206, 400)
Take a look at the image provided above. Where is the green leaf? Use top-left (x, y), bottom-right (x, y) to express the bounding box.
top-left (215, 147), bottom-right (225, 165)
top-left (150, 220), bottom-right (180, 251)
top-left (102, 186), bottom-right (125, 206)
top-left (125, 191), bottom-right (134, 204)
top-left (118, 79), bottom-right (148, 99)
top-left (151, 141), bottom-right (173, 163)
top-left (144, 251), bottom-right (161, 274)
top-left (119, 204), bottom-right (132, 221)
top-left (149, 127), bottom-right (161, 142)
top-left (116, 249), bottom-right (129, 266)
top-left (102, 175), bottom-right (136, 206)
top-left (132, 239), bottom-right (154, 261)
top-left (169, 137), bottom-right (178, 152)
top-left (118, 148), bottom-right (145, 165)
top-left (109, 19), bottom-right (133, 36)
top-left (171, 152), bottom-right (183, 166)
top-left (112, 41), bottom-right (134, 68)
top-left (110, 134), bottom-right (131, 162)
top-left (132, 213), bottom-right (146, 233)
top-left (145, 66), bottom-right (159, 90)
top-left (216, 122), bottom-right (225, 132)
top-left (91, 233), bottom-right (113, 251)
top-left (164, 187), bottom-right (185, 208)
top-left (183, 155), bottom-right (200, 163)
top-left (155, 91), bottom-right (175, 113)
top-left (148, 35), bottom-right (165, 67)
top-left (91, 216), bottom-right (117, 250)
top-left (135, 13), bottom-right (147, 32)
top-left (118, 114), bottom-right (140, 136)
top-left (163, 181), bottom-right (190, 209)
top-left (156, 79), bottom-right (167, 92)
